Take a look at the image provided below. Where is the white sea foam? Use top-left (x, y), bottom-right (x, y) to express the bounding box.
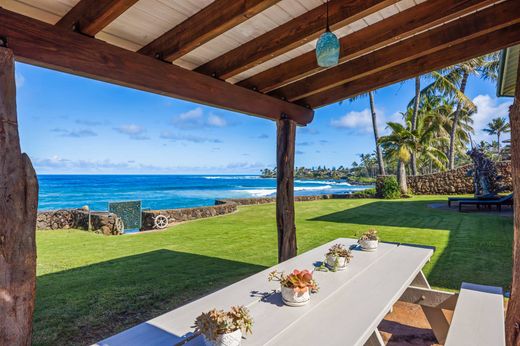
top-left (241, 189), bottom-right (277, 197)
top-left (240, 185), bottom-right (333, 197)
top-left (295, 185), bottom-right (332, 191)
top-left (203, 176), bottom-right (259, 180)
top-left (294, 180), bottom-right (352, 186)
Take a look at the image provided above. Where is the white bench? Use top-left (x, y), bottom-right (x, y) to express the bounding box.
top-left (445, 282), bottom-right (505, 346)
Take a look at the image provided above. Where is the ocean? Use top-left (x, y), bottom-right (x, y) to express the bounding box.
top-left (37, 175), bottom-right (373, 211)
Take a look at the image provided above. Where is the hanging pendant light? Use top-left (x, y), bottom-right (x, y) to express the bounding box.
top-left (316, 0), bottom-right (340, 67)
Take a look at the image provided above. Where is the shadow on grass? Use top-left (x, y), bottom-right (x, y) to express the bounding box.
top-left (309, 199), bottom-right (452, 230)
top-left (308, 199), bottom-right (513, 291)
top-left (34, 249), bottom-right (266, 346)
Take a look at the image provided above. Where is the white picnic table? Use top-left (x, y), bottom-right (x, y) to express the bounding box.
top-left (95, 238), bottom-right (436, 346)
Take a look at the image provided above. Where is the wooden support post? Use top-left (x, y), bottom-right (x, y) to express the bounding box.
top-left (0, 47), bottom-right (39, 346)
top-left (276, 117), bottom-right (297, 263)
top-left (506, 54), bottom-right (520, 346)
top-left (364, 329), bottom-right (385, 346)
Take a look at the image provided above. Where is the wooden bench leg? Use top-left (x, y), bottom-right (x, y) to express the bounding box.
top-left (421, 306), bottom-right (450, 344)
top-left (364, 329), bottom-right (385, 346)
top-left (405, 271), bottom-right (451, 344)
top-left (411, 271), bottom-right (431, 289)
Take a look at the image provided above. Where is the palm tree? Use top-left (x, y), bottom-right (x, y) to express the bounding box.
top-left (483, 117), bottom-right (511, 155)
top-left (379, 122), bottom-right (413, 193)
top-left (418, 53), bottom-right (499, 169)
top-left (345, 92), bottom-right (386, 175)
top-left (380, 118), bottom-right (447, 193)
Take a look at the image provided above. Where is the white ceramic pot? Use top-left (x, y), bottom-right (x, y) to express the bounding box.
top-left (359, 239), bottom-right (378, 251)
top-left (325, 254), bottom-right (348, 270)
top-left (203, 329), bottom-right (242, 346)
top-left (281, 285), bottom-right (310, 306)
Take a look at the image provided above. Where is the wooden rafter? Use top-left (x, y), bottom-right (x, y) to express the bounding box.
top-left (0, 9), bottom-right (313, 125)
top-left (238, 0), bottom-right (496, 93)
top-left (138, 0), bottom-right (280, 61)
top-left (299, 23), bottom-right (520, 108)
top-left (272, 0), bottom-right (520, 102)
top-left (195, 0), bottom-right (398, 80)
top-left (56, 0), bottom-right (138, 36)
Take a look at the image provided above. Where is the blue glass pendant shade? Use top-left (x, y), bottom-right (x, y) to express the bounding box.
top-left (316, 30), bottom-right (340, 67)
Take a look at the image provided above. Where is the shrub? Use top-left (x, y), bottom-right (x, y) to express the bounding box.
top-left (353, 187), bottom-right (376, 196)
top-left (378, 176), bottom-right (400, 199)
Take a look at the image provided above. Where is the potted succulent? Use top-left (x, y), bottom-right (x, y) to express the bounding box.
top-left (268, 269), bottom-right (318, 306)
top-left (194, 305), bottom-right (253, 346)
top-left (358, 229), bottom-right (379, 251)
top-left (325, 243), bottom-right (353, 271)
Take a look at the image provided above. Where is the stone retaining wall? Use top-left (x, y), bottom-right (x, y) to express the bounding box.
top-left (37, 191), bottom-right (376, 234)
top-left (376, 161), bottom-right (512, 195)
top-left (141, 202), bottom-right (238, 230)
top-left (37, 209), bottom-right (120, 235)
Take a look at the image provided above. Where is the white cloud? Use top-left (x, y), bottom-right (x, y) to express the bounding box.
top-left (15, 72), bottom-right (25, 89)
top-left (207, 114), bottom-right (227, 127)
top-left (472, 94), bottom-right (512, 142)
top-left (32, 156), bottom-right (170, 174)
top-left (32, 156), bottom-right (266, 174)
top-left (51, 128), bottom-right (98, 138)
top-left (331, 108), bottom-right (399, 135)
top-left (113, 124), bottom-right (150, 140)
top-left (76, 119), bottom-right (104, 126)
top-left (331, 109), bottom-right (373, 132)
top-left (172, 107), bottom-right (229, 129)
top-left (160, 131), bottom-right (222, 143)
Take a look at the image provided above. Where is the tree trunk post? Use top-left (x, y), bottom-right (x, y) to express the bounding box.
top-left (397, 160), bottom-right (408, 195)
top-left (448, 72), bottom-right (469, 170)
top-left (369, 91), bottom-right (386, 175)
top-left (505, 54), bottom-right (520, 346)
top-left (411, 76), bottom-right (420, 176)
top-left (0, 47), bottom-right (39, 346)
top-left (276, 116), bottom-right (297, 263)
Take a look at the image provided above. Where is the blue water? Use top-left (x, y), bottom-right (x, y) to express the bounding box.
top-left (37, 175), bottom-right (373, 211)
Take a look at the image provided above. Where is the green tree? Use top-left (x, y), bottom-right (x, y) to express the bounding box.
top-left (380, 119), bottom-right (447, 193)
top-left (417, 53), bottom-right (499, 169)
top-left (483, 117), bottom-right (511, 155)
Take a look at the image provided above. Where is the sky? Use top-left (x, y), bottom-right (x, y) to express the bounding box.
top-left (14, 61), bottom-right (513, 175)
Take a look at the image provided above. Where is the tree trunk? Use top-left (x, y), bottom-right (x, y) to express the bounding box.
top-left (369, 91), bottom-right (386, 175)
top-left (0, 48), bottom-right (39, 346)
top-left (411, 76), bottom-right (420, 176)
top-left (497, 132), bottom-right (501, 157)
top-left (448, 72), bottom-right (469, 170)
top-left (505, 54), bottom-right (520, 346)
top-left (276, 117), bottom-right (297, 263)
top-left (397, 160), bottom-right (408, 195)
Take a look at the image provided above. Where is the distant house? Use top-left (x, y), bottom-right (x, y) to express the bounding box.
top-left (497, 44), bottom-right (519, 97)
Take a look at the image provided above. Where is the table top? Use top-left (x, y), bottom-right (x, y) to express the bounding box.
top-left (95, 238), bottom-right (433, 346)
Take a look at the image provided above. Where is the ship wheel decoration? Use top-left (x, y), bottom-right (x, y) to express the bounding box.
top-left (154, 214), bottom-right (169, 229)
top-left (115, 217), bottom-right (125, 234)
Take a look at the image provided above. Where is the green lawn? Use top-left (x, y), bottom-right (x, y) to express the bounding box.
top-left (34, 196), bottom-right (513, 345)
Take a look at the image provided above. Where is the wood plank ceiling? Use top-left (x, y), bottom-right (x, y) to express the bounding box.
top-left (2, 0), bottom-right (520, 123)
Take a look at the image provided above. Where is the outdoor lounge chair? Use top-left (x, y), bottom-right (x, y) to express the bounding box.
top-left (458, 193), bottom-right (513, 212)
top-left (447, 194), bottom-right (501, 207)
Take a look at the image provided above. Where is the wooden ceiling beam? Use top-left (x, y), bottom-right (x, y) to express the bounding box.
top-left (195, 0), bottom-right (398, 80)
top-left (238, 0), bottom-right (496, 93)
top-left (139, 0), bottom-right (280, 61)
top-left (0, 9), bottom-right (313, 125)
top-left (299, 23), bottom-right (520, 109)
top-left (272, 0), bottom-right (520, 102)
top-left (56, 0), bottom-right (138, 36)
